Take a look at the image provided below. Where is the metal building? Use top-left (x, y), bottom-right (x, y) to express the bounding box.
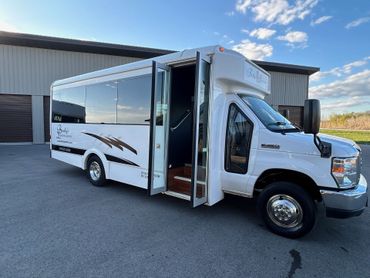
top-left (0, 31), bottom-right (318, 144)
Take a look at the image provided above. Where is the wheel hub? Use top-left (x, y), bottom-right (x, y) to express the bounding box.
top-left (267, 194), bottom-right (303, 228)
top-left (89, 161), bottom-right (101, 181)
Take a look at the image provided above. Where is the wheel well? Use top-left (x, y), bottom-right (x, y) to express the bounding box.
top-left (84, 153), bottom-right (99, 169)
top-left (254, 169), bottom-right (322, 201)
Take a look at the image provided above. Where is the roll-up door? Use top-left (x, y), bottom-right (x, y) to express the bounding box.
top-left (44, 96), bottom-right (50, 142)
top-left (0, 94), bottom-right (33, 142)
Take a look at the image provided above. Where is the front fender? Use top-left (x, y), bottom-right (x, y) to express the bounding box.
top-left (249, 149), bottom-right (337, 194)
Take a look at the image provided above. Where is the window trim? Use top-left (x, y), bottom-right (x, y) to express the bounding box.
top-left (224, 103), bottom-right (254, 175)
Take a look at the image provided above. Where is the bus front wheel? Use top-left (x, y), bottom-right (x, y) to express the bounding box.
top-left (257, 182), bottom-right (316, 238)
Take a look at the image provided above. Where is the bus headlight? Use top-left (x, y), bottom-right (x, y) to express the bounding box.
top-left (332, 157), bottom-right (359, 188)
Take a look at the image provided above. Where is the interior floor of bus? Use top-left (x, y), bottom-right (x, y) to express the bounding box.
top-left (167, 64), bottom-right (196, 196)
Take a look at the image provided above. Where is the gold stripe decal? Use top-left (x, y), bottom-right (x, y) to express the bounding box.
top-left (82, 132), bottom-right (138, 155)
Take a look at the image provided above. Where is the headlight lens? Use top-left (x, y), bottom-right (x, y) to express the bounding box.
top-left (332, 157), bottom-right (358, 188)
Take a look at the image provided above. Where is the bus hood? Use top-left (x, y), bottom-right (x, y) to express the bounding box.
top-left (258, 129), bottom-right (359, 157)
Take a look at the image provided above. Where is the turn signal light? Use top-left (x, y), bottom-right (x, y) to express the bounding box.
top-left (332, 164), bottom-right (344, 173)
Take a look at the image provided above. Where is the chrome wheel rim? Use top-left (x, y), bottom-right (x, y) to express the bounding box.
top-left (89, 161), bottom-right (101, 181)
top-left (266, 194), bottom-right (303, 229)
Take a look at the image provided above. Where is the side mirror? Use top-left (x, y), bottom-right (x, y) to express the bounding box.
top-left (304, 99), bottom-right (321, 134)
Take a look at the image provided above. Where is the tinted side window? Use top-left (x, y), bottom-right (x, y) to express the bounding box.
top-left (86, 81), bottom-right (117, 124)
top-left (52, 86), bottom-right (86, 123)
top-left (225, 104), bottom-right (253, 174)
top-left (117, 74), bottom-right (151, 124)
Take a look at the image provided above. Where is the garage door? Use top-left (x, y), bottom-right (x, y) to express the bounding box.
top-left (0, 94), bottom-right (33, 142)
top-left (278, 105), bottom-right (304, 128)
top-left (44, 96), bottom-right (50, 142)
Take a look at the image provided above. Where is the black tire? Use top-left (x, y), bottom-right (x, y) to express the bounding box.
top-left (86, 155), bottom-right (106, 187)
top-left (257, 181), bottom-right (316, 238)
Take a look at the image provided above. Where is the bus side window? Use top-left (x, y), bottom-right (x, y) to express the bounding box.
top-left (225, 104), bottom-right (253, 174)
top-left (52, 86), bottom-right (86, 123)
top-left (85, 81), bottom-right (117, 124)
top-left (117, 74), bottom-right (151, 125)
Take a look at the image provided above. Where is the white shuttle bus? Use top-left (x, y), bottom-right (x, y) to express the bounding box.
top-left (51, 46), bottom-right (367, 238)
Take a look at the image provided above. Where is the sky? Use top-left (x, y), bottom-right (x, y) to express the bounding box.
top-left (0, 0), bottom-right (369, 118)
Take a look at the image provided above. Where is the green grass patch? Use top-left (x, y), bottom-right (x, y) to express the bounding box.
top-left (320, 129), bottom-right (370, 145)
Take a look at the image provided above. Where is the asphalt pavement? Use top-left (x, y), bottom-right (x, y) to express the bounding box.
top-left (0, 144), bottom-right (369, 278)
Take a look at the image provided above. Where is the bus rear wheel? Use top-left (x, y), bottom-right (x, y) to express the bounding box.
top-left (257, 181), bottom-right (316, 238)
top-left (86, 155), bottom-right (106, 187)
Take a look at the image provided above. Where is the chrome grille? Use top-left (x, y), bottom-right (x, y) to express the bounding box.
top-left (357, 151), bottom-right (362, 185)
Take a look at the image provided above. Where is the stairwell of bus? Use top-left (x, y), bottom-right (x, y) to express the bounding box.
top-left (167, 64), bottom-right (196, 196)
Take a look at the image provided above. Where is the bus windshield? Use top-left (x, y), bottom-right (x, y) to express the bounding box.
top-left (241, 96), bottom-right (300, 132)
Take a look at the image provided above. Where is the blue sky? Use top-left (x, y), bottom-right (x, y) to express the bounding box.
top-left (0, 0), bottom-right (369, 118)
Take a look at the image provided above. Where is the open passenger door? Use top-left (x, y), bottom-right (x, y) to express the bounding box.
top-left (148, 61), bottom-right (171, 195)
top-left (191, 52), bottom-right (211, 207)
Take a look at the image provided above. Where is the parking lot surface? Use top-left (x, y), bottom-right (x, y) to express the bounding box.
top-left (0, 144), bottom-right (369, 278)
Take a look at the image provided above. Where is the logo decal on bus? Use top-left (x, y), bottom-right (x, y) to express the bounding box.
top-left (82, 132), bottom-right (137, 155)
top-left (56, 124), bottom-right (70, 137)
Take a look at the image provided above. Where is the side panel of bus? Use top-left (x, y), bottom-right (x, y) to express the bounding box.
top-left (51, 123), bottom-right (150, 189)
top-left (50, 68), bottom-right (154, 190)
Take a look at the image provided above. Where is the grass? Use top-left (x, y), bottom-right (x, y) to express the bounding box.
top-left (321, 112), bottom-right (370, 130)
top-left (320, 129), bottom-right (370, 145)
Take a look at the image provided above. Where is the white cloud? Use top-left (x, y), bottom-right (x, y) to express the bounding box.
top-left (249, 27), bottom-right (276, 39)
top-left (235, 0), bottom-right (318, 25)
top-left (225, 11), bottom-right (235, 16)
top-left (232, 39), bottom-right (273, 60)
top-left (0, 20), bottom-right (19, 33)
top-left (236, 0), bottom-right (253, 14)
top-left (277, 31), bottom-right (308, 48)
top-left (310, 15), bottom-right (332, 26)
top-left (227, 40), bottom-right (235, 44)
top-left (320, 97), bottom-right (370, 110)
top-left (345, 17), bottom-right (370, 29)
top-left (252, 0), bottom-right (289, 23)
top-left (310, 69), bottom-right (370, 116)
top-left (310, 71), bottom-right (329, 82)
top-left (342, 60), bottom-right (367, 74)
top-left (310, 69), bottom-right (370, 99)
top-left (310, 56), bottom-right (369, 82)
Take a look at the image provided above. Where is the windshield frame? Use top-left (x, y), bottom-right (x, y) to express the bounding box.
top-left (240, 95), bottom-right (301, 133)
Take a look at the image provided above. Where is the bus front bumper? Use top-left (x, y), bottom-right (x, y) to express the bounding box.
top-left (320, 174), bottom-right (368, 219)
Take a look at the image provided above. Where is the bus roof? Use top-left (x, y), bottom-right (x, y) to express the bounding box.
top-left (52, 45), bottom-right (271, 97)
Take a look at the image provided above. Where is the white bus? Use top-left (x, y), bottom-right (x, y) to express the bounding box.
top-left (51, 46), bottom-right (367, 238)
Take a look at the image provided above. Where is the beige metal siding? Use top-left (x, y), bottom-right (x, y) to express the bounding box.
top-left (32, 95), bottom-right (44, 144)
top-left (0, 44), bottom-right (140, 96)
top-left (43, 96), bottom-right (50, 142)
top-left (265, 71), bottom-right (308, 108)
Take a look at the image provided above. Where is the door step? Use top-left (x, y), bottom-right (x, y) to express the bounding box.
top-left (168, 166), bottom-right (192, 195)
top-left (163, 190), bottom-right (191, 201)
top-left (174, 176), bottom-right (191, 182)
top-left (173, 175), bottom-right (205, 185)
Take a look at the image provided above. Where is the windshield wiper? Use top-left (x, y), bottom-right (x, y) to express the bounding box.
top-left (267, 121), bottom-right (287, 127)
top-left (291, 122), bottom-right (302, 131)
